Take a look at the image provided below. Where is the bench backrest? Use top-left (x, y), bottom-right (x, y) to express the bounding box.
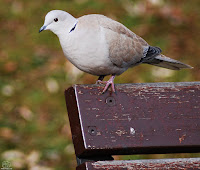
top-left (65, 82), bottom-right (200, 159)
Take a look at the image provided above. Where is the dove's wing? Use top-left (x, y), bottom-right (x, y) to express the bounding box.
top-left (97, 15), bottom-right (149, 68)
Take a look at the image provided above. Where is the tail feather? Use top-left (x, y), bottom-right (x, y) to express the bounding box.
top-left (144, 54), bottom-right (193, 70)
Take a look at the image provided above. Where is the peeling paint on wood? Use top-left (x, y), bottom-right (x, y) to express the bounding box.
top-left (76, 158), bottom-right (200, 170)
top-left (65, 82), bottom-right (200, 157)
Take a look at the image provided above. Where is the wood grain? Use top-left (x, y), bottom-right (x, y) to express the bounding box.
top-left (77, 158), bottom-right (200, 170)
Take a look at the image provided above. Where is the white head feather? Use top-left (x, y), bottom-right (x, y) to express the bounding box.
top-left (39, 10), bottom-right (77, 36)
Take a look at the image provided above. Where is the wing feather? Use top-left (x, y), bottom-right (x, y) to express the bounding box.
top-left (97, 15), bottom-right (149, 68)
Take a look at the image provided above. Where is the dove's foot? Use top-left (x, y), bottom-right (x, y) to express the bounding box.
top-left (96, 75), bottom-right (116, 93)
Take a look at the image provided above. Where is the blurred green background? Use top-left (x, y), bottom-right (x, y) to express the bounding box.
top-left (0, 0), bottom-right (199, 169)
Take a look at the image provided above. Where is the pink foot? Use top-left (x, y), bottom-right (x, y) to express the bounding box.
top-left (96, 75), bottom-right (116, 93)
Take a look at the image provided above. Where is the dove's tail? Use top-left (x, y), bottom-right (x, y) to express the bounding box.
top-left (141, 46), bottom-right (193, 70)
top-left (146, 54), bottom-right (193, 70)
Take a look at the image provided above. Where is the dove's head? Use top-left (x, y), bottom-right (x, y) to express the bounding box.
top-left (39, 10), bottom-right (77, 36)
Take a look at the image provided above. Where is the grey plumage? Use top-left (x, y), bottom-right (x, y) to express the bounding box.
top-left (141, 46), bottom-right (192, 70)
top-left (147, 55), bottom-right (192, 70)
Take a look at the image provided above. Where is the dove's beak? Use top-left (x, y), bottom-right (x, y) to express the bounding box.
top-left (39, 25), bottom-right (47, 33)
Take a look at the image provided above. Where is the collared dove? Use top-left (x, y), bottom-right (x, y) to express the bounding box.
top-left (39, 10), bottom-right (192, 93)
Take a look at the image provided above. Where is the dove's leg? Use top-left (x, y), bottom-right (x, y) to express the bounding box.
top-left (96, 75), bottom-right (105, 84)
top-left (98, 75), bottom-right (105, 81)
top-left (97, 75), bottom-right (116, 93)
top-left (103, 75), bottom-right (115, 93)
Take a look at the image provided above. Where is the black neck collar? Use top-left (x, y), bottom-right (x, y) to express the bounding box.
top-left (69, 22), bottom-right (77, 33)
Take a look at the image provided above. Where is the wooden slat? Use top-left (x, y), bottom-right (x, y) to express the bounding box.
top-left (65, 82), bottom-right (200, 158)
top-left (76, 158), bottom-right (200, 170)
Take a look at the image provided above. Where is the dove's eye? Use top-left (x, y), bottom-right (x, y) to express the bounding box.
top-left (54, 18), bottom-right (58, 22)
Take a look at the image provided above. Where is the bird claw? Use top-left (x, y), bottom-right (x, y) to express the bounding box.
top-left (96, 80), bottom-right (102, 84)
top-left (97, 75), bottom-right (116, 93)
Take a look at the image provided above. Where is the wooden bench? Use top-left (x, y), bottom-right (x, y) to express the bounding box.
top-left (65, 82), bottom-right (200, 169)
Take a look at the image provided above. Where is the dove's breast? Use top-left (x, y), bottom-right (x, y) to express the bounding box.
top-left (58, 16), bottom-right (125, 76)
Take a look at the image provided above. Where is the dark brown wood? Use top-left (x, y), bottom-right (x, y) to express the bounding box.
top-left (76, 155), bottom-right (114, 166)
top-left (76, 158), bottom-right (200, 170)
top-left (65, 87), bottom-right (85, 156)
top-left (65, 82), bottom-right (200, 158)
